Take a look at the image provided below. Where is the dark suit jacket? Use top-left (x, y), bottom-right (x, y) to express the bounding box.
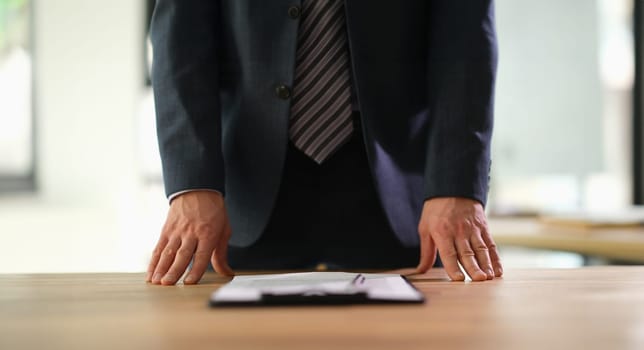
top-left (150, 0), bottom-right (497, 247)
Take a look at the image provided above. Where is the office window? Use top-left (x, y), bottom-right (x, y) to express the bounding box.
top-left (0, 0), bottom-right (32, 189)
top-left (490, 0), bottom-right (634, 214)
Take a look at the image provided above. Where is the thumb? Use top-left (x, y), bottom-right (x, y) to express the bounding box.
top-left (212, 220), bottom-right (234, 276)
top-left (416, 233), bottom-right (436, 274)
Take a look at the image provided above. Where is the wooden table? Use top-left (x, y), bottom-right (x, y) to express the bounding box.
top-left (2, 268), bottom-right (643, 350)
top-left (490, 218), bottom-right (644, 263)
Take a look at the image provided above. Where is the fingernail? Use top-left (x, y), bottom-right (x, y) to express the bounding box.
top-left (456, 272), bottom-right (465, 280)
top-left (152, 273), bottom-right (162, 283)
top-left (184, 275), bottom-right (195, 284)
top-left (487, 269), bottom-right (494, 277)
top-left (496, 266), bottom-right (504, 276)
top-left (161, 274), bottom-right (174, 283)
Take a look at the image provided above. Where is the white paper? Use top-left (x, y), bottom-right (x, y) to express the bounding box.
top-left (210, 272), bottom-right (424, 304)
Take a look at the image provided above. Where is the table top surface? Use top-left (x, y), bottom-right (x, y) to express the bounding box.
top-left (2, 267), bottom-right (644, 350)
top-left (490, 218), bottom-right (644, 262)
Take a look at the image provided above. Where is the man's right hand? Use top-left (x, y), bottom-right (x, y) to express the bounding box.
top-left (146, 191), bottom-right (234, 285)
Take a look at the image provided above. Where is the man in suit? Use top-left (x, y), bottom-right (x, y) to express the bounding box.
top-left (146, 0), bottom-right (503, 285)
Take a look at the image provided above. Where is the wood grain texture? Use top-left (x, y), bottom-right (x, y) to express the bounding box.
top-left (1, 268), bottom-right (644, 350)
top-left (490, 218), bottom-right (644, 262)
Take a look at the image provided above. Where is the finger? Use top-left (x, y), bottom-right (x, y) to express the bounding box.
top-left (212, 245), bottom-right (233, 276)
top-left (146, 236), bottom-right (168, 282)
top-left (481, 227), bottom-right (503, 277)
top-left (183, 240), bottom-right (217, 285)
top-left (416, 232), bottom-right (436, 274)
top-left (161, 238), bottom-right (197, 285)
top-left (470, 234), bottom-right (494, 280)
top-left (151, 238), bottom-right (181, 284)
top-left (454, 237), bottom-right (487, 282)
top-left (434, 236), bottom-right (465, 281)
top-left (212, 221), bottom-right (234, 276)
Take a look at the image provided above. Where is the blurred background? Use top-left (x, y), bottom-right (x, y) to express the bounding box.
top-left (1, 0), bottom-right (642, 273)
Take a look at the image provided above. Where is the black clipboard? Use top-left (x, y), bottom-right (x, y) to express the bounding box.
top-left (209, 273), bottom-right (425, 307)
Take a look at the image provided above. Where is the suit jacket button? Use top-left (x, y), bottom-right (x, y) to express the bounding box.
top-left (288, 5), bottom-right (301, 19)
top-left (275, 84), bottom-right (291, 99)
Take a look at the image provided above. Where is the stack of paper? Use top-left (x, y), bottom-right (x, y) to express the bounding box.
top-left (210, 272), bottom-right (424, 306)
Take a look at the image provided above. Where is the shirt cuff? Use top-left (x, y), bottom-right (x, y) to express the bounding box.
top-left (168, 189), bottom-right (223, 203)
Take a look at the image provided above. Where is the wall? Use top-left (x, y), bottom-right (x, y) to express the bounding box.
top-left (0, 0), bottom-right (153, 273)
top-left (494, 0), bottom-right (603, 176)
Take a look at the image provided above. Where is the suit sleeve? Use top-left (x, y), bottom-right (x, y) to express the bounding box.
top-left (150, 0), bottom-right (225, 198)
top-left (424, 0), bottom-right (498, 206)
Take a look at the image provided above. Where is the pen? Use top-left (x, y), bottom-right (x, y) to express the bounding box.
top-left (350, 273), bottom-right (366, 286)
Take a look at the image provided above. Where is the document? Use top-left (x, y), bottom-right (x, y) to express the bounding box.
top-left (210, 272), bottom-right (425, 306)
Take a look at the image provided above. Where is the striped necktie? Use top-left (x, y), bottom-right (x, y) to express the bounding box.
top-left (289, 0), bottom-right (354, 164)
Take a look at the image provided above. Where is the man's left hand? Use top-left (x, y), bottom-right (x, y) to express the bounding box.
top-left (416, 197), bottom-right (503, 281)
